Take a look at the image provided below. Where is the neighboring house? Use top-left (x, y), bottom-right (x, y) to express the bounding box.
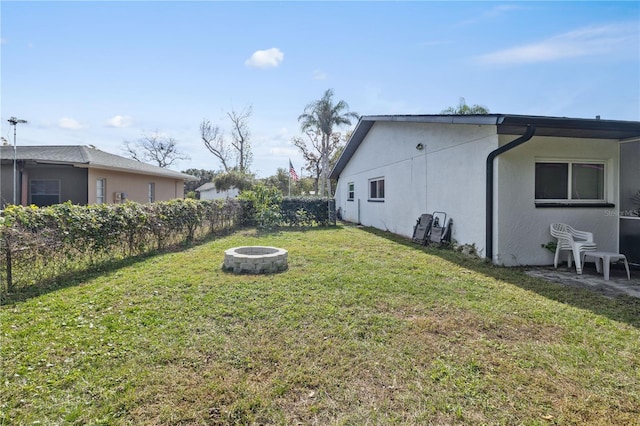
top-left (195, 182), bottom-right (240, 200)
top-left (330, 114), bottom-right (640, 266)
top-left (0, 145), bottom-right (197, 208)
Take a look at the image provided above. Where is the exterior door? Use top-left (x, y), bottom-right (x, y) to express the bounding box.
top-left (619, 141), bottom-right (640, 265)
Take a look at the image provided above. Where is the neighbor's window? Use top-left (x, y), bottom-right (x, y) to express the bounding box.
top-left (535, 161), bottom-right (605, 201)
top-left (30, 180), bottom-right (60, 207)
top-left (347, 182), bottom-right (354, 201)
top-left (369, 178), bottom-right (385, 201)
top-left (96, 178), bottom-right (106, 204)
top-left (148, 182), bottom-right (155, 203)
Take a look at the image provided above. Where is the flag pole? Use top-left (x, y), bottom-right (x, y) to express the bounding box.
top-left (288, 161), bottom-right (291, 197)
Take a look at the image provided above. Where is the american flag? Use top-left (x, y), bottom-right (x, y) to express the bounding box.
top-left (289, 160), bottom-right (299, 181)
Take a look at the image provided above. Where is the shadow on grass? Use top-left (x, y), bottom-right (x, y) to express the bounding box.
top-left (1, 225), bottom-right (344, 306)
top-left (360, 226), bottom-right (640, 329)
top-left (1, 250), bottom-right (170, 306)
top-left (252, 223), bottom-right (344, 236)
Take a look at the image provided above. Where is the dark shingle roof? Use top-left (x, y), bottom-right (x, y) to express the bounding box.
top-left (0, 145), bottom-right (196, 181)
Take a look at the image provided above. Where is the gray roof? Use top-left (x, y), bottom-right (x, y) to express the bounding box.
top-left (195, 182), bottom-right (217, 192)
top-left (0, 145), bottom-right (197, 181)
top-left (329, 114), bottom-right (640, 179)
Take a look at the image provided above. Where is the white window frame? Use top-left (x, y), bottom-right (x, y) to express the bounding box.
top-left (368, 177), bottom-right (385, 201)
top-left (535, 159), bottom-right (606, 203)
top-left (96, 178), bottom-right (106, 204)
top-left (347, 182), bottom-right (354, 201)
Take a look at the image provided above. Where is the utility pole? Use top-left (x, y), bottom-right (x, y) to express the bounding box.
top-left (7, 117), bottom-right (28, 205)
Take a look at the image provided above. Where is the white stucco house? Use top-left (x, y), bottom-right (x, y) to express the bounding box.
top-left (195, 182), bottom-right (240, 200)
top-left (330, 114), bottom-right (640, 267)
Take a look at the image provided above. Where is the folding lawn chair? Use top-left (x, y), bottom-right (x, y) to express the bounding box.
top-left (412, 214), bottom-right (433, 245)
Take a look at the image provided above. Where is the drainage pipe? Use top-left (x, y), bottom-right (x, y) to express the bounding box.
top-left (485, 124), bottom-right (536, 261)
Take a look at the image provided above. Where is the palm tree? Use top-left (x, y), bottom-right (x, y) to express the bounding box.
top-left (298, 89), bottom-right (358, 197)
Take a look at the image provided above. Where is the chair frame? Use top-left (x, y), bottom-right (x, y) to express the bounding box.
top-left (550, 223), bottom-right (597, 274)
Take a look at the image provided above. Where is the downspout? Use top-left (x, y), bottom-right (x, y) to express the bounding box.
top-left (485, 124), bottom-right (536, 261)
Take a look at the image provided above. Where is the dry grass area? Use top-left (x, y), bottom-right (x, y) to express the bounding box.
top-left (2, 225), bottom-right (639, 425)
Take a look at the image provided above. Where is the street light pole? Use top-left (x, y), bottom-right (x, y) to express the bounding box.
top-left (7, 117), bottom-right (28, 205)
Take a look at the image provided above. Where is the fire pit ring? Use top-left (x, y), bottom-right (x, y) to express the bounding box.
top-left (223, 246), bottom-right (288, 274)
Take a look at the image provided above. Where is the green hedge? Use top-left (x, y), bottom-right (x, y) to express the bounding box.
top-left (0, 196), bottom-right (336, 297)
top-left (280, 197), bottom-right (334, 227)
top-left (0, 199), bottom-right (243, 295)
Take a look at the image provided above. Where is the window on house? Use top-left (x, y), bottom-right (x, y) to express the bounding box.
top-left (96, 179), bottom-right (106, 204)
top-left (535, 161), bottom-right (605, 202)
top-left (148, 182), bottom-right (155, 203)
top-left (30, 180), bottom-right (60, 206)
top-left (347, 182), bottom-right (354, 201)
top-left (369, 178), bottom-right (385, 201)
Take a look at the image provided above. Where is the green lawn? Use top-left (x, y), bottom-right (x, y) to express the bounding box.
top-left (1, 225), bottom-right (639, 425)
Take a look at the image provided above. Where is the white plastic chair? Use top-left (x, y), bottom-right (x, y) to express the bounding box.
top-left (549, 223), bottom-right (597, 274)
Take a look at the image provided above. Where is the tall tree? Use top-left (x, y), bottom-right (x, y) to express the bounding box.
top-left (291, 130), bottom-right (322, 193)
top-left (263, 168), bottom-right (292, 195)
top-left (441, 97), bottom-right (490, 115)
top-left (200, 106), bottom-right (253, 173)
top-left (298, 89), bottom-right (358, 197)
top-left (228, 106), bottom-right (253, 173)
top-left (292, 129), bottom-right (346, 195)
top-left (213, 170), bottom-right (254, 192)
top-left (200, 120), bottom-right (231, 172)
top-left (123, 131), bottom-right (189, 168)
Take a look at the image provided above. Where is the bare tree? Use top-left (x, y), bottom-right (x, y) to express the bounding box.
top-left (292, 135), bottom-right (320, 193)
top-left (124, 131), bottom-right (189, 168)
top-left (200, 106), bottom-right (253, 173)
top-left (228, 106), bottom-right (253, 173)
top-left (200, 119), bottom-right (231, 172)
top-left (292, 128), bottom-right (345, 195)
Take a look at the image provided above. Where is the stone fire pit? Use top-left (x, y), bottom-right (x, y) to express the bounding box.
top-left (223, 246), bottom-right (288, 274)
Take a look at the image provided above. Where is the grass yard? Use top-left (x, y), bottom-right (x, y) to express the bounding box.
top-left (1, 225), bottom-right (639, 425)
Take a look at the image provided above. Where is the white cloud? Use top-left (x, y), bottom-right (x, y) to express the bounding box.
top-left (245, 48), bottom-right (284, 69)
top-left (58, 117), bottom-right (86, 130)
top-left (312, 70), bottom-right (327, 80)
top-left (106, 115), bottom-right (133, 128)
top-left (478, 22), bottom-right (638, 65)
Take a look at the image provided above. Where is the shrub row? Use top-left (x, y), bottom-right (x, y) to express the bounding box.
top-left (0, 199), bottom-right (243, 295)
top-left (238, 183), bottom-right (335, 229)
top-left (280, 197), bottom-right (335, 227)
top-left (0, 196), bottom-right (336, 297)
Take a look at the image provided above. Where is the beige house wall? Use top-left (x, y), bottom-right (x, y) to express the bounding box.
top-left (87, 168), bottom-right (184, 204)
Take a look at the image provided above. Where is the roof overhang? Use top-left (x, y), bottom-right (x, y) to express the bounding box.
top-left (329, 114), bottom-right (640, 179)
top-left (16, 160), bottom-right (197, 181)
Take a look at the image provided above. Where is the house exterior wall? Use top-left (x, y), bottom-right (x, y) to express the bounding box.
top-left (495, 135), bottom-right (619, 266)
top-left (87, 168), bottom-right (184, 204)
top-left (334, 121), bottom-right (499, 251)
top-left (199, 187), bottom-right (239, 200)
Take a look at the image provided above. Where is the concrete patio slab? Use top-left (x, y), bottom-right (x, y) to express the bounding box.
top-left (525, 264), bottom-right (640, 299)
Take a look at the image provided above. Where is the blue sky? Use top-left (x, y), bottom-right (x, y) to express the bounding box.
top-left (1, 1), bottom-right (639, 178)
